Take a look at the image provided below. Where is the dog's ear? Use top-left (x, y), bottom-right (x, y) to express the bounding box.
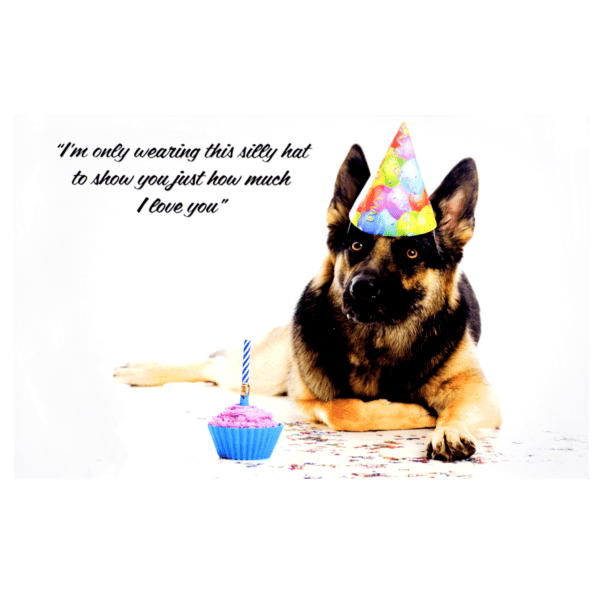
top-left (430, 158), bottom-right (479, 261)
top-left (327, 144), bottom-right (370, 250)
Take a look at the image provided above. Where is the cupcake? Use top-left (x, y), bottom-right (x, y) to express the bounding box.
top-left (208, 403), bottom-right (284, 460)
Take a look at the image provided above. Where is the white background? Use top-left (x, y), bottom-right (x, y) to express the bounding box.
top-left (14, 115), bottom-right (589, 477)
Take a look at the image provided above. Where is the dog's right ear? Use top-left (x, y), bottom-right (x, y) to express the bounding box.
top-left (327, 144), bottom-right (370, 250)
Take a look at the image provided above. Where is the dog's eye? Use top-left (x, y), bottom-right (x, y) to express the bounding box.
top-left (351, 242), bottom-right (363, 252)
top-left (407, 249), bottom-right (418, 259)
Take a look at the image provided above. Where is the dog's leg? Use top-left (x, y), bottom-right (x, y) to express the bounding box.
top-left (297, 398), bottom-right (437, 431)
top-left (425, 373), bottom-right (502, 461)
top-left (288, 362), bottom-right (436, 430)
top-left (421, 331), bottom-right (502, 461)
top-left (113, 359), bottom-right (219, 387)
top-left (113, 324), bottom-right (292, 396)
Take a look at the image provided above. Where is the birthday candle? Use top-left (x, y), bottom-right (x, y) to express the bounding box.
top-left (242, 339), bottom-right (250, 383)
top-left (240, 339), bottom-right (251, 406)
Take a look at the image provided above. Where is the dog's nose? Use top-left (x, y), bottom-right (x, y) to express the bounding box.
top-left (350, 276), bottom-right (380, 301)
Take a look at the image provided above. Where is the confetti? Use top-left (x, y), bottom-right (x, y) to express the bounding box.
top-left (202, 420), bottom-right (587, 479)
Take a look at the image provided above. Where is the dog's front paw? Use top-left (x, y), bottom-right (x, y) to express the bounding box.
top-left (113, 362), bottom-right (165, 387)
top-left (426, 426), bottom-right (476, 461)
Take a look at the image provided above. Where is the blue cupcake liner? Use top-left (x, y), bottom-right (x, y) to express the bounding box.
top-left (207, 423), bottom-right (284, 460)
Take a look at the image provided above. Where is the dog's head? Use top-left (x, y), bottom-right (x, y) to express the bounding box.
top-left (326, 144), bottom-right (479, 324)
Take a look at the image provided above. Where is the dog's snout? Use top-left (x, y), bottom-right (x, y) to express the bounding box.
top-left (350, 276), bottom-right (380, 301)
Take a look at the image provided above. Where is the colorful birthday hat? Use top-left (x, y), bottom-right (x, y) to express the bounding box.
top-left (349, 123), bottom-right (437, 237)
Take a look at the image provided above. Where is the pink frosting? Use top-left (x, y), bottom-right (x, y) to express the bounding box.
top-left (209, 404), bottom-right (279, 428)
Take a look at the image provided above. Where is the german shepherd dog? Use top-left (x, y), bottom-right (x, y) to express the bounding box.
top-left (114, 144), bottom-right (502, 461)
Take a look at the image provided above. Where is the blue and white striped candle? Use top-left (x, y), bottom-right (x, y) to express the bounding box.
top-left (242, 339), bottom-right (251, 383)
top-left (240, 339), bottom-right (251, 406)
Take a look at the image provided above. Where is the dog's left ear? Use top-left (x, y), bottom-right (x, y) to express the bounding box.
top-left (327, 145), bottom-right (370, 250)
top-left (430, 158), bottom-right (479, 261)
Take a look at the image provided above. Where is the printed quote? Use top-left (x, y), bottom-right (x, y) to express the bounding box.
top-left (57, 141), bottom-right (312, 217)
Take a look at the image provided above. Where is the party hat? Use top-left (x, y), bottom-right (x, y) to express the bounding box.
top-left (349, 122), bottom-right (437, 237)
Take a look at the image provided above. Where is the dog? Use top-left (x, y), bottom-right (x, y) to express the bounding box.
top-left (114, 143), bottom-right (502, 461)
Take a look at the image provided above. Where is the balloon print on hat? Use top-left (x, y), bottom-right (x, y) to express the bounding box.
top-left (348, 122), bottom-right (436, 238)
